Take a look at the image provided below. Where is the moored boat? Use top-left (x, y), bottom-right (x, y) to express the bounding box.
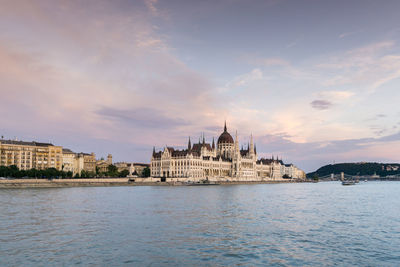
top-left (186, 182), bottom-right (220, 186)
top-left (185, 180), bottom-right (220, 186)
top-left (342, 180), bottom-right (356, 186)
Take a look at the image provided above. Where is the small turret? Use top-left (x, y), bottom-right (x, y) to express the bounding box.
top-left (202, 133), bottom-right (205, 146)
top-left (212, 137), bottom-right (215, 149)
top-left (152, 146), bottom-right (156, 156)
top-left (188, 137), bottom-right (191, 150)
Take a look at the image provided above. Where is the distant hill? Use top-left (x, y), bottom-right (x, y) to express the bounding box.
top-left (307, 162), bottom-right (400, 178)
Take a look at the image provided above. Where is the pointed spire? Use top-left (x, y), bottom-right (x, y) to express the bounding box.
top-left (250, 133), bottom-right (254, 155)
top-left (224, 121), bottom-right (227, 132)
top-left (202, 133), bottom-right (205, 145)
top-left (235, 130), bottom-right (239, 153)
top-left (212, 137), bottom-right (215, 149)
top-left (254, 144), bottom-right (257, 154)
top-left (152, 146), bottom-right (155, 156)
top-left (188, 137), bottom-right (191, 150)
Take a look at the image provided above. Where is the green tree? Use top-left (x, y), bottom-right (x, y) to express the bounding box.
top-left (119, 169), bottom-right (130, 177)
top-left (142, 167), bottom-right (150, 177)
top-left (107, 164), bottom-right (118, 177)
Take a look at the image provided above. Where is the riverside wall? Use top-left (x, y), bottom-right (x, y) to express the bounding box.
top-left (0, 177), bottom-right (302, 188)
top-left (0, 178), bottom-right (131, 188)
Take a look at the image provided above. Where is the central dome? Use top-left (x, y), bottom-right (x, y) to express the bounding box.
top-left (217, 122), bottom-right (234, 144)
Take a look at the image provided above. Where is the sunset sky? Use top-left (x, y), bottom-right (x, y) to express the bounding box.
top-left (1, 0), bottom-right (400, 172)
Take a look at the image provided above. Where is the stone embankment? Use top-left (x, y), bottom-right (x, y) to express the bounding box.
top-left (0, 178), bottom-right (133, 188)
top-left (0, 177), bottom-right (305, 188)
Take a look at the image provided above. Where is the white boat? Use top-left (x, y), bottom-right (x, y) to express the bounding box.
top-left (342, 180), bottom-right (356, 186)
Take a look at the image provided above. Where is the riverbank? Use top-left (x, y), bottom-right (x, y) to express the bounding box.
top-left (0, 178), bottom-right (132, 188)
top-left (0, 178), bottom-right (304, 188)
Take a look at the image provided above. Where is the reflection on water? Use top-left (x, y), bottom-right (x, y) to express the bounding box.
top-left (1, 182), bottom-right (400, 266)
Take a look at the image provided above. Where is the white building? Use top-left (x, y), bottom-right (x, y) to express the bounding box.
top-left (150, 122), bottom-right (305, 182)
top-left (283, 164), bottom-right (306, 179)
top-left (62, 149), bottom-right (76, 174)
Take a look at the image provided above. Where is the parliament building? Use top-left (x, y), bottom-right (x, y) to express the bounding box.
top-left (150, 122), bottom-right (305, 182)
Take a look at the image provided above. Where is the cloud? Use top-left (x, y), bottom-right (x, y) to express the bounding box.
top-left (255, 131), bottom-right (400, 172)
top-left (145, 0), bottom-right (159, 16)
top-left (0, 0), bottom-right (224, 162)
top-left (242, 55), bottom-right (290, 67)
top-left (317, 41), bottom-right (400, 93)
top-left (96, 107), bottom-right (189, 129)
top-left (286, 40), bottom-right (298, 48)
top-left (226, 68), bottom-right (264, 89)
top-left (1, 1), bottom-right (400, 169)
top-left (317, 90), bottom-right (355, 100)
top-left (310, 100), bottom-right (333, 110)
top-left (258, 58), bottom-right (290, 66)
top-left (338, 31), bottom-right (360, 39)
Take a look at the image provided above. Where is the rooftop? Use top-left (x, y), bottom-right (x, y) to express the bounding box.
top-left (0, 139), bottom-right (54, 147)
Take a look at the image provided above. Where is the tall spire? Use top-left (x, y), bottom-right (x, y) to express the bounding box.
top-left (212, 137), bottom-right (215, 149)
top-left (188, 137), bottom-right (191, 150)
top-left (152, 146), bottom-right (155, 156)
top-left (202, 133), bottom-right (205, 145)
top-left (254, 144), bottom-right (257, 154)
top-left (224, 120), bottom-right (227, 132)
top-left (235, 130), bottom-right (239, 153)
top-left (250, 133), bottom-right (254, 155)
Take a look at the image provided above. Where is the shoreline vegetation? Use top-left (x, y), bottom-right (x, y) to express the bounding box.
top-left (0, 178), bottom-right (305, 189)
top-left (307, 162), bottom-right (400, 178)
top-left (0, 165), bottom-right (151, 179)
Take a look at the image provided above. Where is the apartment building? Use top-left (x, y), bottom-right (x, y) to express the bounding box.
top-left (0, 139), bottom-right (63, 171)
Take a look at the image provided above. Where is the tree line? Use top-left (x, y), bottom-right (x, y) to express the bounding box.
top-left (0, 165), bottom-right (151, 179)
top-left (307, 162), bottom-right (400, 178)
top-left (0, 165), bottom-right (72, 179)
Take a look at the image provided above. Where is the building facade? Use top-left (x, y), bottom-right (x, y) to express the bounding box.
top-left (62, 148), bottom-right (76, 174)
top-left (115, 162), bottom-right (150, 176)
top-left (150, 123), bottom-right (305, 182)
top-left (79, 152), bottom-right (96, 173)
top-left (0, 140), bottom-right (63, 171)
top-left (96, 154), bottom-right (113, 173)
top-left (0, 139), bottom-right (115, 177)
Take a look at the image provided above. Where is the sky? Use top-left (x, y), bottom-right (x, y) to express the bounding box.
top-left (1, 0), bottom-right (400, 172)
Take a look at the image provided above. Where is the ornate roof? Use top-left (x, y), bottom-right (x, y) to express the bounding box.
top-left (217, 122), bottom-right (234, 144)
top-left (192, 143), bottom-right (212, 151)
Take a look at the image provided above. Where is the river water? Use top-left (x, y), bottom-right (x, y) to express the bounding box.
top-left (1, 182), bottom-right (400, 266)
